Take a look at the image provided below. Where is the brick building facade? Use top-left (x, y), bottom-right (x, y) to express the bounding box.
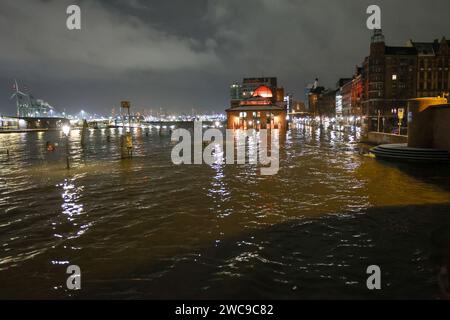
top-left (361, 30), bottom-right (450, 132)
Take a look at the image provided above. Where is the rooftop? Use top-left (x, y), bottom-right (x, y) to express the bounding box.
top-left (385, 46), bottom-right (417, 55)
top-left (226, 105), bottom-right (285, 112)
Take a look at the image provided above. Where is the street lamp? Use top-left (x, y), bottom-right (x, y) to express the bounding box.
top-left (62, 124), bottom-right (71, 169)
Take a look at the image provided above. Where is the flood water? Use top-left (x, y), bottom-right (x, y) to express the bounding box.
top-left (1, 123), bottom-right (450, 299)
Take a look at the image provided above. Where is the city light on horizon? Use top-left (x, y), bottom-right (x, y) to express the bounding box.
top-left (1, 0), bottom-right (450, 313)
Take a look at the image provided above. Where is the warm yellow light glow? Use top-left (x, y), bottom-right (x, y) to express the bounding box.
top-left (62, 125), bottom-right (71, 136)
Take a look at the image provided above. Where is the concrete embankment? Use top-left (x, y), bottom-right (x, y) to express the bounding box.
top-left (0, 128), bottom-right (60, 134)
top-left (361, 132), bottom-right (408, 145)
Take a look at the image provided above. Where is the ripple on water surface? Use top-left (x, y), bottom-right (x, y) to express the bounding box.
top-left (0, 126), bottom-right (449, 299)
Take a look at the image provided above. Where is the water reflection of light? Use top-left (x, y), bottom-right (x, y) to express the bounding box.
top-left (348, 134), bottom-right (355, 144)
top-left (285, 129), bottom-right (292, 144)
top-left (354, 126), bottom-right (361, 141)
top-left (330, 131), bottom-right (336, 146)
top-left (60, 178), bottom-right (84, 220)
top-left (207, 143), bottom-right (232, 219)
top-left (247, 132), bottom-right (257, 165)
top-left (70, 129), bottom-right (80, 139)
top-left (212, 143), bottom-right (224, 165)
top-left (54, 178), bottom-right (91, 241)
top-left (315, 127), bottom-right (321, 143)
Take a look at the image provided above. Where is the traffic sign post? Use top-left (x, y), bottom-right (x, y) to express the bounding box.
top-left (397, 108), bottom-right (405, 135)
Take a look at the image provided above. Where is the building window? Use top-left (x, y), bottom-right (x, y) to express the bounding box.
top-left (392, 74), bottom-right (397, 80)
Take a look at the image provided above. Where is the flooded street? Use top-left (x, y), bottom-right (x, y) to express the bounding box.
top-left (1, 124), bottom-right (450, 299)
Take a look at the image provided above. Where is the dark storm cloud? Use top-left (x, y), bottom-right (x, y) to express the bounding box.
top-left (0, 0), bottom-right (449, 115)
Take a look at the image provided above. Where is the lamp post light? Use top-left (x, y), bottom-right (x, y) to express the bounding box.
top-left (62, 124), bottom-right (71, 169)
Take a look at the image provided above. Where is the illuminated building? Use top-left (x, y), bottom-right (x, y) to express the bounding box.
top-left (351, 67), bottom-right (363, 117)
top-left (241, 77), bottom-right (278, 99)
top-left (335, 78), bottom-right (352, 117)
top-left (335, 69), bottom-right (364, 122)
top-left (284, 93), bottom-right (293, 114)
top-left (361, 30), bottom-right (450, 132)
top-left (341, 80), bottom-right (353, 118)
top-left (293, 101), bottom-right (306, 113)
top-left (230, 82), bottom-right (243, 108)
top-left (335, 93), bottom-right (343, 117)
top-left (406, 38), bottom-right (450, 98)
top-left (362, 29), bottom-right (417, 131)
top-left (226, 81), bottom-right (287, 131)
top-left (230, 82), bottom-right (242, 100)
top-left (316, 89), bottom-right (337, 118)
top-left (307, 79), bottom-right (325, 117)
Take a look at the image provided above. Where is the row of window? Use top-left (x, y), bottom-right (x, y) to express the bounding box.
top-left (239, 112), bottom-right (275, 119)
top-left (419, 59), bottom-right (450, 68)
top-left (418, 82), bottom-right (449, 90)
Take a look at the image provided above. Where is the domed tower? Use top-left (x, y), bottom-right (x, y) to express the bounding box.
top-left (252, 85), bottom-right (273, 99)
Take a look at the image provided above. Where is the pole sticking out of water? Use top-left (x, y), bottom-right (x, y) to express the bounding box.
top-left (81, 119), bottom-right (88, 147)
top-left (126, 132), bottom-right (133, 158)
top-left (66, 136), bottom-right (70, 170)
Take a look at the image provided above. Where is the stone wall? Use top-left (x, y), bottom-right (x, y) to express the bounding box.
top-left (431, 106), bottom-right (450, 152)
top-left (364, 132), bottom-right (408, 145)
top-left (408, 98), bottom-right (450, 152)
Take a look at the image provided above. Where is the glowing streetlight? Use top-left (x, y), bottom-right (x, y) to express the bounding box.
top-left (62, 125), bottom-right (71, 136)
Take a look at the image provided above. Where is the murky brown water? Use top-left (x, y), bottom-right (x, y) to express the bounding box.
top-left (1, 124), bottom-right (450, 299)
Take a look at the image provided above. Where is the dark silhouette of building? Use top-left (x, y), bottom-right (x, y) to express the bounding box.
top-left (406, 38), bottom-right (450, 98)
top-left (317, 89), bottom-right (337, 118)
top-left (361, 30), bottom-right (450, 132)
top-left (307, 78), bottom-right (325, 116)
top-left (362, 30), bottom-right (417, 125)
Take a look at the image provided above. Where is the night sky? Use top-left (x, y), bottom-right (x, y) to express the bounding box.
top-left (0, 0), bottom-right (449, 115)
